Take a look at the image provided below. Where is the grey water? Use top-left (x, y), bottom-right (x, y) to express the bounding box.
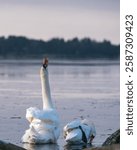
top-left (0, 59), bottom-right (119, 150)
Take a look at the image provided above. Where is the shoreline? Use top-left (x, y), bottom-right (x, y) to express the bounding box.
top-left (0, 58), bottom-right (120, 67)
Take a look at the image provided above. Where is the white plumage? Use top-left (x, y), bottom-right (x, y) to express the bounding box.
top-left (63, 119), bottom-right (96, 144)
top-left (22, 62), bottom-right (60, 144)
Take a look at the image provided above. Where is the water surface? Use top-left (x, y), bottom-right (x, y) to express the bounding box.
top-left (0, 59), bottom-right (120, 150)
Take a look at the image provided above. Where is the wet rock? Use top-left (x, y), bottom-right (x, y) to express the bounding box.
top-left (102, 129), bottom-right (120, 146)
top-left (0, 140), bottom-right (26, 150)
top-left (85, 144), bottom-right (119, 150)
top-left (84, 129), bottom-right (120, 150)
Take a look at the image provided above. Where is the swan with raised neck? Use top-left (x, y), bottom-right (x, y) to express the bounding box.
top-left (40, 58), bottom-right (53, 110)
top-left (22, 58), bottom-right (60, 144)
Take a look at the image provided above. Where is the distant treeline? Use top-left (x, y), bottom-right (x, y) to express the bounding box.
top-left (0, 36), bottom-right (119, 59)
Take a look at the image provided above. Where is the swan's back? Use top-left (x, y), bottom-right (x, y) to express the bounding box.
top-left (26, 107), bottom-right (59, 124)
top-left (22, 107), bottom-right (60, 144)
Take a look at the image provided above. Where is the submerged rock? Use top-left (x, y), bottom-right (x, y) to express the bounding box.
top-left (102, 129), bottom-right (120, 146)
top-left (0, 140), bottom-right (26, 150)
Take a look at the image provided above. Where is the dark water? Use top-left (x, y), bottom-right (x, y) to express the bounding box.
top-left (0, 59), bottom-right (119, 150)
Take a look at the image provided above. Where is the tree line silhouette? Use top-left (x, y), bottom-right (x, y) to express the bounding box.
top-left (0, 36), bottom-right (119, 59)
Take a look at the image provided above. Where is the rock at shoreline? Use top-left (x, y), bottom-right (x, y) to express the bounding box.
top-left (84, 129), bottom-right (120, 150)
top-left (0, 140), bottom-right (26, 150)
top-left (85, 144), bottom-right (119, 150)
top-left (102, 129), bottom-right (120, 146)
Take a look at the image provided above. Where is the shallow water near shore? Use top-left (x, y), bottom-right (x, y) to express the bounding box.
top-left (0, 59), bottom-right (119, 150)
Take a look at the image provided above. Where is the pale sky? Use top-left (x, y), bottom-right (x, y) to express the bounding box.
top-left (0, 0), bottom-right (120, 44)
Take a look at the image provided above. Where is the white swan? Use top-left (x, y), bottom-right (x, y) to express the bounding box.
top-left (22, 58), bottom-right (60, 144)
top-left (63, 119), bottom-right (96, 144)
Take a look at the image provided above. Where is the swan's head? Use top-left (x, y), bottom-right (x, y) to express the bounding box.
top-left (43, 57), bottom-right (48, 64)
top-left (40, 57), bottom-right (49, 76)
top-left (64, 128), bottom-right (82, 143)
top-left (63, 119), bottom-right (82, 143)
top-left (42, 57), bottom-right (48, 69)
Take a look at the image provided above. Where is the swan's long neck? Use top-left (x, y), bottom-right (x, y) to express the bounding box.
top-left (40, 66), bottom-right (54, 110)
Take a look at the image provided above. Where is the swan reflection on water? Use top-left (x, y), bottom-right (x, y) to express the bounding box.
top-left (23, 143), bottom-right (92, 150)
top-left (23, 143), bottom-right (59, 150)
top-left (64, 143), bottom-right (92, 150)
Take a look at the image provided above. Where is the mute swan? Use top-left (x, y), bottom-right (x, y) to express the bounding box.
top-left (22, 58), bottom-right (60, 144)
top-left (63, 119), bottom-right (96, 144)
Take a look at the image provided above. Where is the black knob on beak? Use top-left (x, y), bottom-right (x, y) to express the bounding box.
top-left (43, 57), bottom-right (48, 69)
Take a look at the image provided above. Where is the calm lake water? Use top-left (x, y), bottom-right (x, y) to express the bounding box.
top-left (0, 59), bottom-right (120, 150)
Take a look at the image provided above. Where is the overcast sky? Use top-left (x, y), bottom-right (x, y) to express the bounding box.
top-left (0, 0), bottom-right (119, 44)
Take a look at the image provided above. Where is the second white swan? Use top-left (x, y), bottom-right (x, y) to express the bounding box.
top-left (63, 119), bottom-right (96, 145)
